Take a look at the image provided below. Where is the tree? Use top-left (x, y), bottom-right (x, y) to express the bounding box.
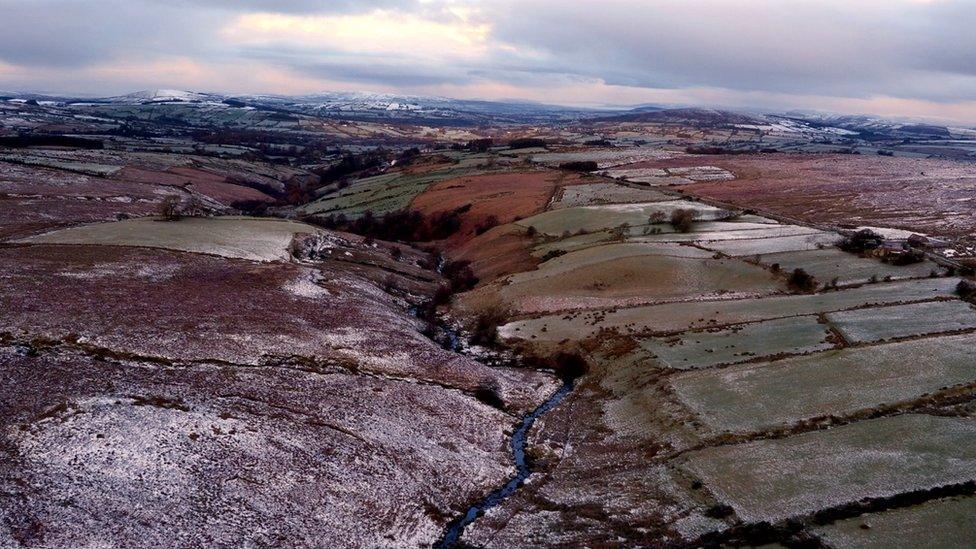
top-left (158, 196), bottom-right (182, 221)
top-left (670, 208), bottom-right (697, 233)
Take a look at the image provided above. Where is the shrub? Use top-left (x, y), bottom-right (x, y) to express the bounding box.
top-left (540, 249), bottom-right (567, 262)
top-left (788, 268), bottom-right (817, 291)
top-left (526, 225), bottom-right (538, 237)
top-left (474, 215), bottom-right (500, 236)
top-left (670, 208), bottom-right (697, 233)
top-left (473, 382), bottom-right (505, 410)
top-left (468, 300), bottom-right (512, 346)
top-left (957, 280), bottom-right (976, 301)
top-left (390, 246), bottom-right (403, 260)
top-left (442, 259), bottom-right (478, 292)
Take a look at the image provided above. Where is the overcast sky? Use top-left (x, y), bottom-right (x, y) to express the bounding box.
top-left (1, 0), bottom-right (975, 123)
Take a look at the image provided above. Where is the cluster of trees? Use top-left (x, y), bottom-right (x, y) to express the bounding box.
top-left (0, 135), bottom-right (103, 149)
top-left (559, 161), bottom-right (598, 172)
top-left (838, 229), bottom-right (884, 253)
top-left (314, 149), bottom-right (390, 185)
top-left (454, 138), bottom-right (493, 152)
top-left (508, 138), bottom-right (547, 150)
top-left (157, 195), bottom-right (207, 221)
top-left (307, 205), bottom-right (471, 243)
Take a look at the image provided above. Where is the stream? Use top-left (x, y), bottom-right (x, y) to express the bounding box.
top-left (435, 379), bottom-right (574, 547)
top-left (408, 303), bottom-right (576, 546)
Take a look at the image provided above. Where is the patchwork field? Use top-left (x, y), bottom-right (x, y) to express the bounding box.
top-left (756, 248), bottom-right (944, 286)
top-left (491, 245), bottom-right (783, 314)
top-left (640, 315), bottom-right (833, 370)
top-left (678, 415), bottom-right (976, 523)
top-left (671, 333), bottom-right (976, 432)
top-left (552, 181), bottom-right (674, 208)
top-left (698, 232), bottom-right (839, 256)
top-left (813, 496), bottom-right (976, 548)
top-left (502, 277), bottom-right (960, 341)
top-left (302, 154), bottom-right (500, 217)
top-left (827, 300), bottom-right (976, 343)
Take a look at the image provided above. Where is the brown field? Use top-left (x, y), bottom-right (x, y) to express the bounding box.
top-left (635, 153), bottom-right (976, 239)
top-left (410, 170), bottom-right (577, 247)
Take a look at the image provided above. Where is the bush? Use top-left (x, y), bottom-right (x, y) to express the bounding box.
top-left (468, 300), bottom-right (512, 346)
top-left (522, 350), bottom-right (589, 382)
top-left (442, 259), bottom-right (478, 292)
top-left (474, 215), bottom-right (500, 236)
top-left (526, 225), bottom-right (538, 237)
top-left (473, 382), bottom-right (505, 410)
top-left (957, 280), bottom-right (976, 301)
top-left (540, 249), bottom-right (567, 262)
top-left (788, 268), bottom-right (817, 291)
top-left (670, 208), bottom-right (697, 233)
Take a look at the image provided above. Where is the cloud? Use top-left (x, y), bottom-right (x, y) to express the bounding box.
top-left (0, 0), bottom-right (973, 123)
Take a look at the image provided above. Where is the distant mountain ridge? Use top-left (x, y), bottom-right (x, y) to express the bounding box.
top-left (1, 89), bottom-right (972, 133)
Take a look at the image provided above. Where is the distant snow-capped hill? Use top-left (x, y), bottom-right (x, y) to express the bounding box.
top-left (107, 89), bottom-right (220, 104)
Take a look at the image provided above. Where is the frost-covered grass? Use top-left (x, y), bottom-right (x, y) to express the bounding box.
top-left (758, 248), bottom-right (944, 286)
top-left (671, 332), bottom-right (976, 432)
top-left (679, 414), bottom-right (976, 523)
top-left (827, 300), bottom-right (976, 343)
top-left (552, 182), bottom-right (673, 208)
top-left (698, 232), bottom-right (839, 256)
top-left (640, 315), bottom-right (833, 370)
top-left (813, 496), bottom-right (976, 549)
top-left (501, 278), bottom-right (960, 342)
top-left (16, 216), bottom-right (320, 262)
top-left (515, 201), bottom-right (731, 236)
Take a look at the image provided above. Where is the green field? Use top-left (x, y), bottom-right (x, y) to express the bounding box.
top-left (679, 414), bottom-right (976, 523)
top-left (670, 332), bottom-right (976, 432)
top-left (640, 315), bottom-right (833, 370)
top-left (827, 300), bottom-right (976, 343)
